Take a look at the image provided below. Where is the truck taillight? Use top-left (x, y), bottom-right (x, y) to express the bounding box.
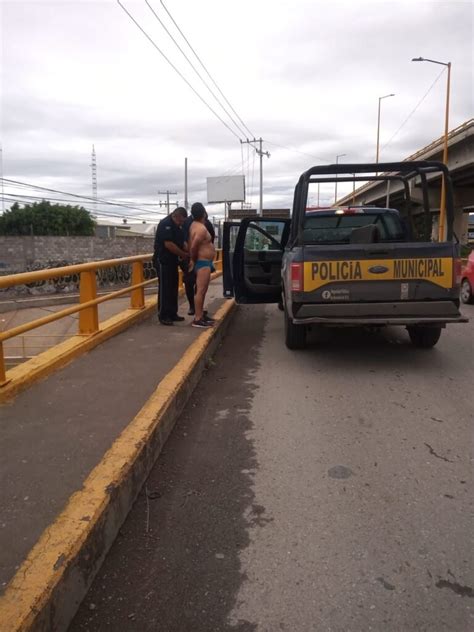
top-left (291, 262), bottom-right (304, 292)
top-left (453, 258), bottom-right (462, 287)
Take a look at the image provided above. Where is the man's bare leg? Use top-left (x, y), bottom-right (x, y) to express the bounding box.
top-left (194, 267), bottom-right (211, 322)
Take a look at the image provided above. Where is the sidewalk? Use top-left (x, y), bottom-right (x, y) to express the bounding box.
top-left (1, 290), bottom-right (155, 366)
top-left (0, 280), bottom-right (225, 592)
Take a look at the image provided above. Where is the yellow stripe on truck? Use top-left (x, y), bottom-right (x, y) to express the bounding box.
top-left (303, 258), bottom-right (453, 291)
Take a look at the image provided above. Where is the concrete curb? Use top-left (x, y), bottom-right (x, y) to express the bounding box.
top-left (0, 298), bottom-right (236, 632)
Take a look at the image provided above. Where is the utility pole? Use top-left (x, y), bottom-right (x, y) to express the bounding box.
top-left (0, 144), bottom-right (4, 213)
top-left (241, 138), bottom-right (270, 216)
top-left (158, 190), bottom-right (178, 215)
top-left (184, 158), bottom-right (189, 210)
top-left (91, 145), bottom-right (98, 215)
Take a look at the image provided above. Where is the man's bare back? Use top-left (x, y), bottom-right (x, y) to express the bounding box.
top-left (190, 221), bottom-right (215, 261)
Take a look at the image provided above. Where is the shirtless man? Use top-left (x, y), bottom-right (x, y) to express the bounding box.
top-left (189, 202), bottom-right (216, 328)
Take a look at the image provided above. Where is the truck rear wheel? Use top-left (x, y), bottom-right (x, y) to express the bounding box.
top-left (284, 308), bottom-right (306, 350)
top-left (461, 278), bottom-right (473, 304)
top-left (407, 325), bottom-right (442, 349)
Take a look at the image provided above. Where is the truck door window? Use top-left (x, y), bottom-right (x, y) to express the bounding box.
top-left (244, 224), bottom-right (283, 251)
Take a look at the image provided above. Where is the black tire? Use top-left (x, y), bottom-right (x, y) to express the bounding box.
top-left (461, 278), bottom-right (474, 304)
top-left (407, 325), bottom-right (442, 349)
top-left (284, 308), bottom-right (306, 349)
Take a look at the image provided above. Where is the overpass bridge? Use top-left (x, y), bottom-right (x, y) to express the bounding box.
top-left (338, 118), bottom-right (474, 243)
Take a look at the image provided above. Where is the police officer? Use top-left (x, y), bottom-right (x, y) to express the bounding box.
top-left (153, 207), bottom-right (188, 326)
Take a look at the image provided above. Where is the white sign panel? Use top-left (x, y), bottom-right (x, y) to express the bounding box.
top-left (207, 175), bottom-right (245, 203)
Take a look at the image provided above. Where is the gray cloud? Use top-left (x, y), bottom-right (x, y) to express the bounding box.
top-left (1, 0), bottom-right (472, 216)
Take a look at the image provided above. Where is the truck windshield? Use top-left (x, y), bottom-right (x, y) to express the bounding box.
top-left (303, 212), bottom-right (406, 244)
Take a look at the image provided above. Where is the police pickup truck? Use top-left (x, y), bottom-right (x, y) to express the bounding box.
top-left (223, 161), bottom-right (467, 349)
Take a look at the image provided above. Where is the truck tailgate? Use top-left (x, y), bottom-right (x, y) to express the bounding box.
top-left (300, 242), bottom-right (457, 304)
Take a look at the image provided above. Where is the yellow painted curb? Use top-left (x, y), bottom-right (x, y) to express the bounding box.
top-left (0, 272), bottom-right (222, 404)
top-left (0, 298), bottom-right (236, 632)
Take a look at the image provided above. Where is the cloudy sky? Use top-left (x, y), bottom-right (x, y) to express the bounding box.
top-left (1, 0), bottom-right (473, 221)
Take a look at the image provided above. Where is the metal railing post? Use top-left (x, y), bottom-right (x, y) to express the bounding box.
top-left (130, 261), bottom-right (145, 309)
top-left (0, 342), bottom-right (7, 385)
top-left (79, 269), bottom-right (99, 335)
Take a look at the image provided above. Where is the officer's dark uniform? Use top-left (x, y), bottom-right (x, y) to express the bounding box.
top-left (153, 215), bottom-right (185, 321)
top-left (181, 217), bottom-right (216, 313)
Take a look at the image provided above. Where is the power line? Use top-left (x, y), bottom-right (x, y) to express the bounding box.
top-left (381, 66), bottom-right (446, 153)
top-left (1, 191), bottom-right (163, 216)
top-left (2, 185), bottom-right (162, 208)
top-left (0, 194), bottom-right (109, 218)
top-left (265, 141), bottom-right (329, 162)
top-left (144, 0), bottom-right (248, 140)
top-left (159, 0), bottom-right (255, 139)
top-left (0, 193), bottom-right (162, 222)
top-left (116, 0), bottom-right (242, 142)
top-left (1, 177), bottom-right (163, 216)
top-left (215, 152), bottom-right (253, 178)
top-left (2, 180), bottom-right (156, 214)
top-left (221, 153), bottom-right (252, 177)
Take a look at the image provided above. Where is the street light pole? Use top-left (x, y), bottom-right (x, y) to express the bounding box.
top-left (440, 62), bottom-right (452, 241)
top-left (334, 153), bottom-right (346, 203)
top-left (412, 57), bottom-right (451, 241)
top-left (376, 93), bottom-right (395, 166)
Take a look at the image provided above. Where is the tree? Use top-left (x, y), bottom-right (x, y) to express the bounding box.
top-left (0, 201), bottom-right (96, 236)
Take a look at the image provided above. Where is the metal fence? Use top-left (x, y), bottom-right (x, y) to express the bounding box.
top-left (0, 251), bottom-right (223, 384)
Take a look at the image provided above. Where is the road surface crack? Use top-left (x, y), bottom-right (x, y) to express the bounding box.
top-left (436, 579), bottom-right (474, 598)
top-left (424, 443), bottom-right (454, 463)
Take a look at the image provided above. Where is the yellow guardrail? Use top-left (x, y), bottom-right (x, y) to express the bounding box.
top-left (0, 250), bottom-right (223, 385)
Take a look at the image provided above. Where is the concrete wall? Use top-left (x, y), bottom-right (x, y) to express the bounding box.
top-left (0, 236), bottom-right (153, 273)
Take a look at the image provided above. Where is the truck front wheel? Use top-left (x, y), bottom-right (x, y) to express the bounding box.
top-left (407, 325), bottom-right (442, 349)
top-left (284, 308), bottom-right (306, 350)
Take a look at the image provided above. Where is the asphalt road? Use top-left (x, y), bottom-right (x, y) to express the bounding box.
top-left (71, 303), bottom-right (473, 632)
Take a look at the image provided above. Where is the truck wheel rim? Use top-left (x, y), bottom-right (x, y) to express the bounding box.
top-left (461, 281), bottom-right (471, 302)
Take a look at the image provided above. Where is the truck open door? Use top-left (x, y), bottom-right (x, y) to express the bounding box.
top-left (223, 218), bottom-right (291, 303)
top-left (222, 221), bottom-right (241, 298)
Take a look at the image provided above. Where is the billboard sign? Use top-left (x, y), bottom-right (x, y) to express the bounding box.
top-left (207, 175), bottom-right (245, 203)
top-left (228, 208), bottom-right (291, 220)
top-left (262, 208), bottom-right (291, 219)
top-left (228, 208), bottom-right (257, 220)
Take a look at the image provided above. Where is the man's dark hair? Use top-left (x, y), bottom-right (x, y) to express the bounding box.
top-left (172, 207), bottom-right (188, 218)
top-left (191, 202), bottom-right (206, 221)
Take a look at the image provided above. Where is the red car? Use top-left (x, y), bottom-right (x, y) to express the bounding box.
top-left (461, 251), bottom-right (474, 304)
